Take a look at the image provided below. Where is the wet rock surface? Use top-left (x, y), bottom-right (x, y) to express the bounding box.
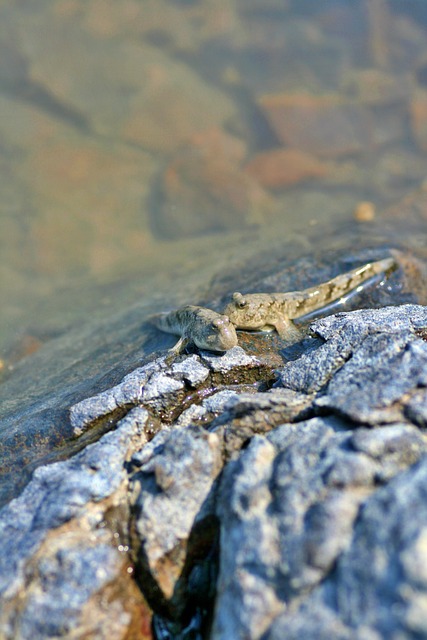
top-left (2, 292), bottom-right (427, 638)
top-left (0, 409), bottom-right (153, 639)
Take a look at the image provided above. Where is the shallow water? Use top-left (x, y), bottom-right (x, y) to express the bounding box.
top-left (1, 0), bottom-right (427, 370)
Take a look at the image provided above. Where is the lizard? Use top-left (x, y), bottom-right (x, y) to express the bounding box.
top-left (152, 305), bottom-right (238, 355)
top-left (223, 256), bottom-right (397, 342)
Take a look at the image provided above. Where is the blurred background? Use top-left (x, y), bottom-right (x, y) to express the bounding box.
top-left (2, 0), bottom-right (427, 369)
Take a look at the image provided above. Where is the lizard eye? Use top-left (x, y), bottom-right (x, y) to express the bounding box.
top-left (233, 292), bottom-right (247, 308)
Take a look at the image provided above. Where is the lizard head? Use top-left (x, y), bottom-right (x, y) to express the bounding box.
top-left (223, 291), bottom-right (274, 330)
top-left (194, 313), bottom-right (238, 351)
top-left (232, 292), bottom-right (247, 308)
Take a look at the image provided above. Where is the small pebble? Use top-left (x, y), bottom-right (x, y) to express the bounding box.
top-left (353, 201), bottom-right (376, 222)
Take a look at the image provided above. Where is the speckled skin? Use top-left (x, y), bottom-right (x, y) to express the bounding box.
top-left (223, 257), bottom-right (397, 340)
top-left (153, 305), bottom-right (238, 353)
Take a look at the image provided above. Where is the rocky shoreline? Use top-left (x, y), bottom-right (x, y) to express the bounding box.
top-left (1, 303), bottom-right (427, 639)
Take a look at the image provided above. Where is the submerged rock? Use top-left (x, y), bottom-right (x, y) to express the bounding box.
top-left (153, 137), bottom-right (274, 239)
top-left (244, 147), bottom-right (331, 189)
top-left (257, 93), bottom-right (373, 158)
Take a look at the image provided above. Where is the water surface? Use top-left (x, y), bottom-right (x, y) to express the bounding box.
top-left (2, 0), bottom-right (427, 370)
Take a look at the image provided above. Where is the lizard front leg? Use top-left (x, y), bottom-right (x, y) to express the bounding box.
top-left (165, 336), bottom-right (191, 365)
top-left (274, 318), bottom-right (303, 343)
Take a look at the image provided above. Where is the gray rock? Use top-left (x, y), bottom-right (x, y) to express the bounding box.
top-left (265, 454), bottom-right (427, 640)
top-left (130, 425), bottom-right (223, 616)
top-left (130, 426), bottom-right (174, 469)
top-left (201, 346), bottom-right (260, 373)
top-left (210, 387), bottom-right (315, 460)
top-left (211, 418), bottom-right (427, 640)
top-left (70, 346), bottom-right (264, 438)
top-left (279, 304), bottom-right (427, 395)
top-left (3, 298), bottom-right (427, 638)
top-left (350, 424), bottom-right (426, 482)
top-left (0, 411), bottom-right (151, 638)
top-left (70, 357), bottom-right (166, 435)
top-left (404, 388), bottom-right (427, 428)
top-left (212, 435), bottom-right (284, 639)
top-left (0, 416), bottom-right (135, 592)
top-left (171, 355), bottom-right (210, 387)
top-left (174, 389), bottom-right (242, 428)
top-left (350, 423), bottom-right (425, 458)
top-left (311, 304), bottom-right (427, 340)
top-left (11, 540), bottom-right (127, 640)
top-left (141, 371), bottom-right (184, 403)
top-left (213, 387), bottom-right (314, 429)
top-left (278, 330), bottom-right (359, 393)
top-left (175, 403), bottom-right (207, 427)
top-left (202, 389), bottom-right (242, 413)
top-left (277, 305), bottom-right (427, 426)
top-left (316, 330), bottom-right (427, 424)
top-left (264, 604), bottom-right (377, 640)
top-left (115, 405), bottom-right (151, 438)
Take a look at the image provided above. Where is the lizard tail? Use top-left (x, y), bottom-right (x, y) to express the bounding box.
top-left (150, 312), bottom-right (172, 332)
